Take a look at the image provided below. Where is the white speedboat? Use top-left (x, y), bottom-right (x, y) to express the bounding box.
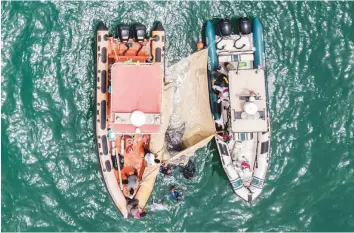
top-left (205, 17), bottom-right (271, 202)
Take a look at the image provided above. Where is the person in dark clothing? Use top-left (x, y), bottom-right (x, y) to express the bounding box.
top-left (179, 160), bottom-right (196, 180)
top-left (211, 70), bottom-right (229, 116)
top-left (169, 185), bottom-right (184, 202)
top-left (129, 188), bottom-right (135, 199)
top-left (111, 154), bottom-right (124, 170)
top-left (160, 162), bottom-right (176, 176)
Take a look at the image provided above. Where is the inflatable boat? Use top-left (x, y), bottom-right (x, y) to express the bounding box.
top-left (95, 21), bottom-right (165, 217)
top-left (205, 17), bottom-right (271, 202)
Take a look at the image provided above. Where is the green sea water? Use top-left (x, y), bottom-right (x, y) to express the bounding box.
top-left (2, 1), bottom-right (354, 232)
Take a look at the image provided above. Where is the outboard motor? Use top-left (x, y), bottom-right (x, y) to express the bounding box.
top-left (238, 17), bottom-right (252, 35)
top-left (132, 24), bottom-right (147, 41)
top-left (217, 18), bottom-right (232, 37)
top-left (117, 24), bottom-right (130, 42)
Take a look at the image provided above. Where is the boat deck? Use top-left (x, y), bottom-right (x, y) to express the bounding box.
top-left (110, 63), bottom-right (162, 134)
top-left (229, 69), bottom-right (268, 132)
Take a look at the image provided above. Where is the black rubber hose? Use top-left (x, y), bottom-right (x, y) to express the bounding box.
top-left (216, 37), bottom-right (226, 50)
top-left (234, 35), bottom-right (246, 49)
top-left (135, 43), bottom-right (143, 56)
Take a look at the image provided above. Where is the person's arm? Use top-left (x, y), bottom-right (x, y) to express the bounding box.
top-left (133, 188), bottom-right (138, 197)
top-left (122, 185), bottom-right (129, 197)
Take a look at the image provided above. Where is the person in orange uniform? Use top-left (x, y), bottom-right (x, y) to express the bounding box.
top-left (115, 134), bottom-right (151, 198)
top-left (120, 166), bottom-right (138, 198)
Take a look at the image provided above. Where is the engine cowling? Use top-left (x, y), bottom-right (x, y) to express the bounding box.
top-left (117, 24), bottom-right (130, 42)
top-left (217, 18), bottom-right (232, 37)
top-left (238, 17), bottom-right (251, 35)
top-left (132, 24), bottom-right (147, 41)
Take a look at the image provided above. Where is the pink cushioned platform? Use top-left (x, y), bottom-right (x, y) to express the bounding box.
top-left (110, 63), bottom-right (162, 133)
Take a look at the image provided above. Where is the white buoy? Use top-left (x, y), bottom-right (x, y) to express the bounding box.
top-left (244, 96), bottom-right (258, 115)
top-left (130, 110), bottom-right (146, 127)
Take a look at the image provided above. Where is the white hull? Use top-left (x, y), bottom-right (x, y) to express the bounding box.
top-left (209, 18), bottom-right (271, 202)
top-left (215, 130), bottom-right (270, 202)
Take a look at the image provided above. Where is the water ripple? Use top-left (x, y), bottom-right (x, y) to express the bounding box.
top-left (2, 1), bottom-right (354, 232)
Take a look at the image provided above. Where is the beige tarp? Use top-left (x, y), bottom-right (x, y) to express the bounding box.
top-left (151, 49), bottom-right (216, 165)
top-left (137, 49), bottom-right (216, 208)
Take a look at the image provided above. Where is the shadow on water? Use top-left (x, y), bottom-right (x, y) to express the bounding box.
top-left (208, 139), bottom-right (229, 183)
top-left (3, 1), bottom-right (354, 231)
